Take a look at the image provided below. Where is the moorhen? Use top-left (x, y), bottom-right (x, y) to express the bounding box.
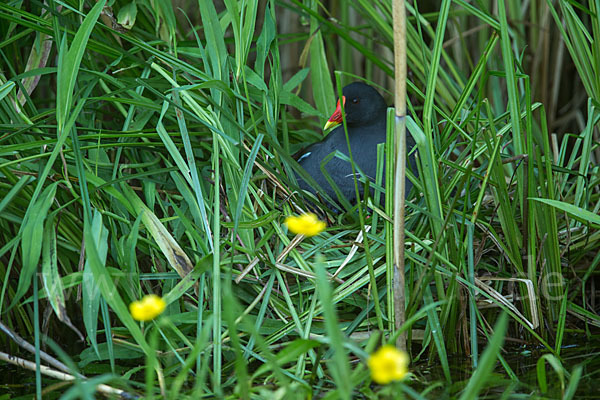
top-left (296, 82), bottom-right (417, 206)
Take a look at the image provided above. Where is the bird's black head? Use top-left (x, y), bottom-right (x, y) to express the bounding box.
top-left (325, 82), bottom-right (388, 129)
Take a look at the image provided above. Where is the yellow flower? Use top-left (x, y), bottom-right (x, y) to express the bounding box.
top-left (129, 294), bottom-right (166, 321)
top-left (284, 213), bottom-right (326, 237)
top-left (368, 345), bottom-right (409, 384)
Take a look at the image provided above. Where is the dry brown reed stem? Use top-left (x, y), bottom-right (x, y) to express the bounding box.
top-left (392, 0), bottom-right (407, 351)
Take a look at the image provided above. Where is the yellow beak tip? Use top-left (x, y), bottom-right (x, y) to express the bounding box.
top-left (323, 120), bottom-right (339, 131)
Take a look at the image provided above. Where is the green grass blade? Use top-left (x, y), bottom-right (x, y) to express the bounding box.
top-left (315, 255), bottom-right (352, 399)
top-left (56, 0), bottom-right (105, 131)
top-left (459, 313), bottom-right (509, 399)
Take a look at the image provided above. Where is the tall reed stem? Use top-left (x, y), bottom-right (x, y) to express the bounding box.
top-left (392, 0), bottom-right (407, 351)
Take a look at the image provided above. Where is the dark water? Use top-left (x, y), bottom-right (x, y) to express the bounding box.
top-left (0, 360), bottom-right (36, 397)
top-left (409, 340), bottom-right (600, 398)
top-left (2, 341), bottom-right (600, 398)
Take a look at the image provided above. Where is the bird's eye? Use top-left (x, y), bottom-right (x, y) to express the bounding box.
top-left (352, 98), bottom-right (360, 104)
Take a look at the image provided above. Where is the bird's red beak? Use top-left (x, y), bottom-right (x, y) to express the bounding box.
top-left (324, 96), bottom-right (346, 130)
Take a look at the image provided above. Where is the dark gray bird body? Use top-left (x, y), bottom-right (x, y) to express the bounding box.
top-left (297, 82), bottom-right (417, 206)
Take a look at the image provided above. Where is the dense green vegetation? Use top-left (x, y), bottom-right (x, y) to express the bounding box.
top-left (1, 0), bottom-right (599, 398)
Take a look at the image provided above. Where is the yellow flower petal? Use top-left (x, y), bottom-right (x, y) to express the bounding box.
top-left (284, 213), bottom-right (326, 237)
top-left (129, 294), bottom-right (166, 321)
top-left (367, 345), bottom-right (409, 384)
